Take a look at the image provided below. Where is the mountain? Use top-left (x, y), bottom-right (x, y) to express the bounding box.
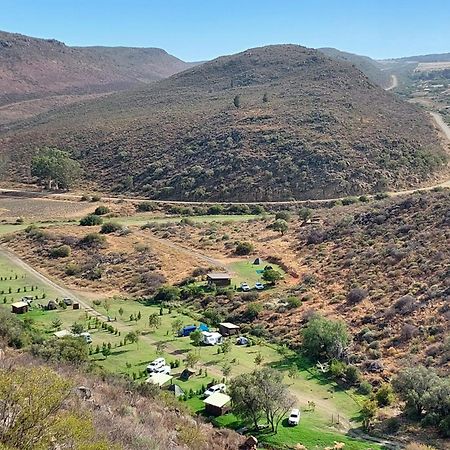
top-left (0, 30), bottom-right (193, 108)
top-left (319, 47), bottom-right (392, 88)
top-left (389, 52), bottom-right (450, 63)
top-left (0, 44), bottom-right (447, 201)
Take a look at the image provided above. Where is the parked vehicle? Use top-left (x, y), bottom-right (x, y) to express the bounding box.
top-left (146, 357), bottom-right (166, 373)
top-left (179, 325), bottom-right (197, 337)
top-left (288, 408), bottom-right (300, 426)
top-left (79, 332), bottom-right (92, 344)
top-left (254, 282), bottom-right (265, 290)
top-left (236, 336), bottom-right (249, 346)
top-left (204, 383), bottom-right (226, 397)
top-left (240, 282), bottom-right (251, 292)
top-left (153, 365), bottom-right (171, 375)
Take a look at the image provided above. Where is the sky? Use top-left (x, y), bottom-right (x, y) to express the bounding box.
top-left (1, 0), bottom-right (449, 61)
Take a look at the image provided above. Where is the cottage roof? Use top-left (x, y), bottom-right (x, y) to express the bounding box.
top-left (11, 301), bottom-right (28, 308)
top-left (207, 272), bottom-right (232, 280)
top-left (203, 392), bottom-right (231, 408)
top-left (219, 322), bottom-right (240, 329)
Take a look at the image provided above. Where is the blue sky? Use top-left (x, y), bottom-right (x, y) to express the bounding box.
top-left (1, 0), bottom-right (449, 61)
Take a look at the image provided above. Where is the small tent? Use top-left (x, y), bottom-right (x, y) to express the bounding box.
top-left (47, 300), bottom-right (58, 310)
top-left (253, 257), bottom-right (262, 265)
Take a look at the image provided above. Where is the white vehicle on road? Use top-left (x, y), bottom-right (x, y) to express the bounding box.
top-left (240, 282), bottom-right (251, 292)
top-left (288, 408), bottom-right (300, 426)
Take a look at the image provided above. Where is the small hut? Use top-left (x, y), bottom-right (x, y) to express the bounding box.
top-left (203, 392), bottom-right (231, 416)
top-left (11, 301), bottom-right (29, 314)
top-left (206, 272), bottom-right (232, 287)
top-left (219, 322), bottom-right (240, 336)
top-left (72, 302), bottom-right (80, 310)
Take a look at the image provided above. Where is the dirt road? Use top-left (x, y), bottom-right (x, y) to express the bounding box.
top-left (385, 74), bottom-right (398, 90)
top-left (430, 111), bottom-right (450, 141)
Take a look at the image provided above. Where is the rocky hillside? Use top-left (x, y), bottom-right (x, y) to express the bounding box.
top-left (1, 44), bottom-right (447, 201)
top-left (276, 190), bottom-right (450, 376)
top-left (0, 30), bottom-right (192, 106)
top-left (319, 47), bottom-right (391, 88)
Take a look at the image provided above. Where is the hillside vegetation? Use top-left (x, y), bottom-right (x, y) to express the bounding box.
top-left (1, 44), bottom-right (447, 201)
top-left (0, 30), bottom-right (192, 106)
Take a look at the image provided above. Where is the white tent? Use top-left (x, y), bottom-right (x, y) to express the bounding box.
top-left (201, 331), bottom-right (223, 346)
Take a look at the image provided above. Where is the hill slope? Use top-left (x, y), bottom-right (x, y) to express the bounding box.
top-left (319, 47), bottom-right (391, 88)
top-left (0, 30), bottom-right (192, 106)
top-left (1, 44), bottom-right (447, 201)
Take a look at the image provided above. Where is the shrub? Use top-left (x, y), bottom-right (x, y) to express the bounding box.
top-left (358, 380), bottom-right (373, 395)
top-left (136, 201), bottom-right (155, 212)
top-left (79, 214), bottom-right (103, 226)
top-left (375, 383), bottom-right (395, 406)
top-left (347, 288), bottom-right (368, 304)
top-left (49, 245), bottom-right (71, 258)
top-left (275, 211), bottom-right (291, 221)
top-left (100, 222), bottom-right (122, 234)
top-left (286, 296), bottom-right (301, 309)
top-left (244, 302), bottom-right (262, 321)
top-left (345, 365), bottom-right (361, 385)
top-left (235, 241), bottom-right (254, 255)
top-left (94, 205), bottom-right (110, 215)
top-left (79, 233), bottom-right (106, 248)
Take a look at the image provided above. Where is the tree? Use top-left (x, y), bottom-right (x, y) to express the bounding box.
top-left (30, 336), bottom-right (89, 365)
top-left (262, 268), bottom-right (282, 284)
top-left (222, 363), bottom-right (232, 379)
top-left (101, 347), bottom-right (111, 359)
top-left (190, 330), bottom-right (203, 346)
top-left (71, 322), bottom-right (84, 335)
top-left (392, 365), bottom-right (441, 417)
top-left (254, 352), bottom-right (264, 366)
top-left (230, 368), bottom-right (294, 433)
top-left (125, 331), bottom-right (140, 348)
top-left (245, 302), bottom-right (263, 320)
top-left (301, 314), bottom-right (350, 361)
top-left (271, 219), bottom-right (288, 235)
top-left (235, 241), bottom-right (254, 255)
top-left (31, 147), bottom-right (82, 190)
top-left (375, 383), bottom-right (395, 407)
top-left (233, 95), bottom-right (240, 108)
top-left (100, 222), bottom-right (122, 234)
top-left (94, 205), bottom-right (110, 215)
top-left (298, 207), bottom-right (312, 221)
top-left (52, 317), bottom-right (63, 330)
top-left (275, 211), bottom-right (290, 221)
top-left (118, 307), bottom-right (124, 318)
top-left (288, 363), bottom-right (299, 380)
top-left (184, 351), bottom-right (200, 368)
top-left (0, 366), bottom-right (110, 449)
top-left (262, 92), bottom-right (269, 103)
top-left (156, 341), bottom-right (167, 355)
top-left (154, 286), bottom-right (180, 302)
top-left (148, 313), bottom-right (161, 330)
top-left (171, 318), bottom-right (184, 336)
top-left (361, 399), bottom-right (378, 431)
top-left (221, 339), bottom-right (232, 355)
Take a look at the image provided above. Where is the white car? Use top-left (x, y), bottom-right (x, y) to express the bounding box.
top-left (79, 332), bottom-right (92, 344)
top-left (204, 383), bottom-right (226, 397)
top-left (146, 357), bottom-right (166, 373)
top-left (241, 282), bottom-right (251, 292)
top-left (254, 282), bottom-right (265, 290)
top-left (153, 365), bottom-right (171, 375)
top-left (288, 408), bottom-right (300, 426)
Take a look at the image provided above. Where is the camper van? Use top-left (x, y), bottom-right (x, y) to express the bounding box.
top-left (147, 357), bottom-right (166, 373)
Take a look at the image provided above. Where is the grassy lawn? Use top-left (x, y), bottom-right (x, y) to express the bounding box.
top-left (228, 258), bottom-right (286, 285)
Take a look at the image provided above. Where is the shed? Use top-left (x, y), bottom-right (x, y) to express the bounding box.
top-left (72, 302), bottom-right (80, 310)
top-left (166, 384), bottom-right (185, 398)
top-left (11, 301), bottom-right (29, 314)
top-left (203, 392), bottom-right (231, 416)
top-left (206, 272), bottom-right (232, 287)
top-left (219, 322), bottom-right (240, 336)
top-left (201, 331), bottom-right (223, 346)
top-left (146, 373), bottom-right (173, 387)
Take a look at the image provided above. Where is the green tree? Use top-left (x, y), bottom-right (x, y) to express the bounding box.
top-left (361, 399), bottom-right (378, 431)
top-left (189, 330), bottom-right (203, 346)
top-left (30, 336), bottom-right (89, 365)
top-left (375, 383), bottom-right (395, 407)
top-left (51, 317), bottom-right (63, 330)
top-left (245, 302), bottom-right (263, 320)
top-left (271, 219), bottom-right (288, 235)
top-left (125, 331), bottom-right (140, 349)
top-left (301, 314), bottom-right (350, 361)
top-left (148, 313), bottom-right (161, 330)
top-left (71, 322), bottom-right (84, 335)
top-left (221, 339), bottom-right (232, 355)
top-left (154, 286), bottom-right (181, 302)
top-left (0, 366), bottom-right (111, 449)
top-left (254, 351), bottom-right (264, 366)
top-left (222, 363), bottom-right (232, 379)
top-left (298, 207), bottom-right (313, 221)
top-left (171, 318), bottom-right (184, 336)
top-left (31, 147), bottom-right (82, 190)
top-left (184, 351), bottom-right (200, 368)
top-left (101, 347), bottom-right (111, 359)
top-left (79, 214), bottom-right (103, 226)
top-left (156, 340), bottom-right (167, 356)
top-left (235, 241), bottom-right (254, 255)
top-left (262, 268), bottom-right (282, 284)
top-left (233, 95), bottom-right (240, 108)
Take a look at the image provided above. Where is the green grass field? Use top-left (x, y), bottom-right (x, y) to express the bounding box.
top-left (228, 258), bottom-right (286, 285)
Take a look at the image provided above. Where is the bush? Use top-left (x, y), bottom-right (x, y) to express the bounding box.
top-left (49, 245), bottom-right (71, 258)
top-left (244, 302), bottom-right (262, 321)
top-left (275, 211), bottom-right (291, 221)
top-left (100, 222), bottom-right (122, 234)
top-left (347, 288), bottom-right (368, 304)
top-left (79, 233), bottom-right (106, 248)
top-left (375, 383), bottom-right (395, 406)
top-left (94, 205), bottom-right (110, 215)
top-left (286, 296), bottom-right (301, 309)
top-left (235, 241), bottom-right (254, 255)
top-left (345, 365), bottom-right (361, 385)
top-left (136, 201), bottom-right (155, 212)
top-left (65, 262), bottom-right (81, 276)
top-left (79, 214), bottom-right (103, 226)
top-left (358, 380), bottom-right (373, 395)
